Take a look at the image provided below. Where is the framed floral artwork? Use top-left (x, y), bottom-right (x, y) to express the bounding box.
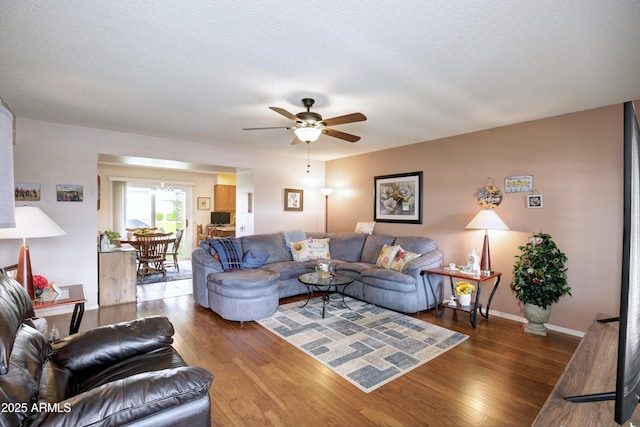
top-left (197, 197), bottom-right (210, 210)
top-left (527, 194), bottom-right (544, 208)
top-left (284, 188), bottom-right (303, 211)
top-left (374, 171), bottom-right (422, 223)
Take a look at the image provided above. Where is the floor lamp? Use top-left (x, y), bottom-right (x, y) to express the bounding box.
top-left (465, 209), bottom-right (509, 274)
top-left (320, 188), bottom-right (334, 233)
top-left (0, 206), bottom-right (66, 299)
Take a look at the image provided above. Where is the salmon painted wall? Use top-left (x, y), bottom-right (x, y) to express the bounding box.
top-left (326, 103), bottom-right (623, 333)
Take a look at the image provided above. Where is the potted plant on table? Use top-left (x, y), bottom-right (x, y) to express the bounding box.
top-left (510, 232), bottom-right (571, 336)
top-left (455, 281), bottom-right (475, 307)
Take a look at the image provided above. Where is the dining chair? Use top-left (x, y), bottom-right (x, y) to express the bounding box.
top-left (133, 232), bottom-right (175, 284)
top-left (165, 229), bottom-right (184, 272)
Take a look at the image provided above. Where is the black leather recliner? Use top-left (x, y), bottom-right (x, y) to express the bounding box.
top-left (0, 274), bottom-right (213, 426)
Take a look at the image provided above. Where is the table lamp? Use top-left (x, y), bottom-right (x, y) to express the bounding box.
top-left (0, 206), bottom-right (66, 299)
top-left (465, 209), bottom-right (509, 274)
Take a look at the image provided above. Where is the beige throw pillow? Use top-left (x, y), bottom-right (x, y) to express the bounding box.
top-left (290, 238), bottom-right (331, 262)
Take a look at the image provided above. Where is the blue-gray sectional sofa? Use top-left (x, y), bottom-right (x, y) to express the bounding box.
top-left (191, 231), bottom-right (444, 322)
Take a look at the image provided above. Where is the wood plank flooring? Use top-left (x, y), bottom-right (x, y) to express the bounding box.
top-left (45, 295), bottom-right (580, 426)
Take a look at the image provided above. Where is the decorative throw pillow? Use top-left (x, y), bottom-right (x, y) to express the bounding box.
top-left (376, 244), bottom-right (401, 269)
top-left (290, 238), bottom-right (331, 262)
top-left (355, 221), bottom-right (376, 235)
top-left (210, 238), bottom-right (243, 271)
top-left (242, 250), bottom-right (270, 269)
top-left (389, 246), bottom-right (422, 272)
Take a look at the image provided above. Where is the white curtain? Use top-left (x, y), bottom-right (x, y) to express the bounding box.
top-left (0, 99), bottom-right (15, 228)
top-left (111, 180), bottom-right (127, 236)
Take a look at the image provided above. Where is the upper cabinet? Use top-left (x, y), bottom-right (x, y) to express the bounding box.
top-left (214, 185), bottom-right (236, 212)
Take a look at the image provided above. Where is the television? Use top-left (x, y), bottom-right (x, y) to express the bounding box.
top-left (210, 211), bottom-right (231, 225)
top-left (564, 101), bottom-right (640, 424)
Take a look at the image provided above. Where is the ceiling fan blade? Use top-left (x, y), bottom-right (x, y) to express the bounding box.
top-left (269, 107), bottom-right (299, 122)
top-left (242, 126), bottom-right (292, 130)
top-left (290, 137), bottom-right (302, 145)
top-left (323, 128), bottom-right (361, 143)
top-left (321, 112), bottom-right (367, 127)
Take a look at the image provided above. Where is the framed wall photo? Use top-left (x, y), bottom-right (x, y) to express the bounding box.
top-left (374, 171), bottom-right (423, 223)
top-left (56, 184), bottom-right (83, 202)
top-left (284, 188), bottom-right (303, 211)
top-left (15, 182), bottom-right (41, 201)
top-left (527, 194), bottom-right (544, 208)
top-left (197, 197), bottom-right (210, 210)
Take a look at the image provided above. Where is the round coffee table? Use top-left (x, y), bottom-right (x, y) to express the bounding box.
top-left (298, 272), bottom-right (355, 318)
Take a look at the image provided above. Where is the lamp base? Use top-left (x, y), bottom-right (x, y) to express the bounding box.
top-left (480, 233), bottom-right (491, 274)
top-left (16, 243), bottom-right (34, 300)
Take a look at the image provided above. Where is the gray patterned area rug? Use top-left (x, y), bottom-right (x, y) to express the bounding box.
top-left (257, 297), bottom-right (468, 393)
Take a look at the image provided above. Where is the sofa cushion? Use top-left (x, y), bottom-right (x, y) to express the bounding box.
top-left (30, 367), bottom-right (213, 427)
top-left (241, 233), bottom-right (292, 263)
top-left (389, 247), bottom-right (422, 272)
top-left (242, 250), bottom-right (270, 269)
top-left (326, 232), bottom-right (367, 262)
top-left (290, 238), bottom-right (330, 262)
top-left (210, 238), bottom-right (243, 271)
top-left (393, 236), bottom-right (438, 254)
top-left (376, 244), bottom-right (401, 269)
top-left (260, 261), bottom-right (314, 280)
top-left (361, 234), bottom-right (396, 264)
top-left (336, 262), bottom-right (374, 275)
top-left (51, 316), bottom-right (175, 374)
top-left (361, 267), bottom-right (417, 293)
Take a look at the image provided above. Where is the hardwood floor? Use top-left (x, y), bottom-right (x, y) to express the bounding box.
top-left (45, 294), bottom-right (580, 427)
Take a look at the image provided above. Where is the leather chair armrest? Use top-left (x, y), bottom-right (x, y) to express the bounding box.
top-left (50, 316), bottom-right (174, 373)
top-left (24, 366), bottom-right (213, 426)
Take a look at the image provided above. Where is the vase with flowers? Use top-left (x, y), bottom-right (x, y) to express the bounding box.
top-left (32, 274), bottom-right (49, 298)
top-left (510, 232), bottom-right (571, 336)
top-left (455, 281), bottom-right (475, 307)
top-left (316, 259), bottom-right (332, 279)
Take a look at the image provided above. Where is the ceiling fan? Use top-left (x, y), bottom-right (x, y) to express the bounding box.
top-left (243, 98), bottom-right (367, 144)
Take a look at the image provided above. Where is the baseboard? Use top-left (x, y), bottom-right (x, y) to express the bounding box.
top-left (490, 309), bottom-right (585, 338)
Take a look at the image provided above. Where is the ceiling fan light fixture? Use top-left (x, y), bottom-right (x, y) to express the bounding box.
top-left (294, 126), bottom-right (322, 143)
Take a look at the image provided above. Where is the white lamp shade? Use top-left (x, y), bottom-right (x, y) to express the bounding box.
top-left (294, 127), bottom-right (322, 142)
top-left (0, 206), bottom-right (66, 239)
top-left (0, 99), bottom-right (15, 228)
top-left (320, 188), bottom-right (334, 196)
top-left (465, 209), bottom-right (509, 231)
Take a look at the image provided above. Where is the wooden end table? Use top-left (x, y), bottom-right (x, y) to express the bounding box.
top-left (421, 268), bottom-right (502, 328)
top-left (33, 284), bottom-right (86, 335)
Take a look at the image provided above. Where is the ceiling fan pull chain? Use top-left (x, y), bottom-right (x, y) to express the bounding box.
top-left (306, 142), bottom-right (310, 173)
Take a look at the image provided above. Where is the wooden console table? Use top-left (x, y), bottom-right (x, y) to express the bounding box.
top-left (533, 313), bottom-right (640, 426)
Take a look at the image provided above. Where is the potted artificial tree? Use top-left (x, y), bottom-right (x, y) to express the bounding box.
top-left (510, 232), bottom-right (571, 336)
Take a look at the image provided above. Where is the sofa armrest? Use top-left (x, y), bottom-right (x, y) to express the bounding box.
top-left (191, 247), bottom-right (223, 272)
top-left (24, 366), bottom-right (213, 426)
top-left (50, 316), bottom-right (174, 373)
top-left (404, 249), bottom-right (444, 273)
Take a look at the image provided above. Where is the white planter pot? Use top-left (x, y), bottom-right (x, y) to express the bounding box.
top-left (458, 293), bottom-right (472, 307)
top-left (523, 303), bottom-right (552, 336)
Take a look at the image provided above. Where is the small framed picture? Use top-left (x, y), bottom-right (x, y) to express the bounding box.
top-left (527, 194), bottom-right (544, 209)
top-left (56, 184), bottom-right (83, 202)
top-left (197, 197), bottom-right (210, 210)
top-left (15, 182), bottom-right (41, 201)
top-left (284, 188), bottom-right (303, 211)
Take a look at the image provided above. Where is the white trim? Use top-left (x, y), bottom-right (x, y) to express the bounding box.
top-left (490, 309), bottom-right (585, 337)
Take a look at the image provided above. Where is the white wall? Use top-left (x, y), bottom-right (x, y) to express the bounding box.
top-left (1, 118), bottom-right (327, 314)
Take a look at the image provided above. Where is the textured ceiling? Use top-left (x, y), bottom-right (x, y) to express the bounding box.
top-left (1, 1), bottom-right (640, 164)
